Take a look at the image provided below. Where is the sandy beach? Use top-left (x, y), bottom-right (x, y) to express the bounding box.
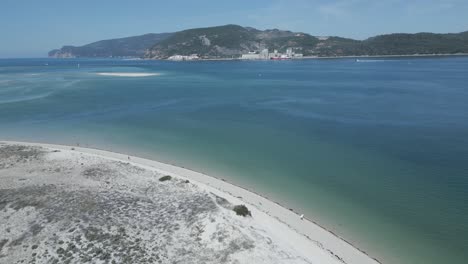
top-left (96, 72), bottom-right (161, 77)
top-left (0, 141), bottom-right (380, 264)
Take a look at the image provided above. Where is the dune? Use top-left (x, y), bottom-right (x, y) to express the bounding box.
top-left (96, 72), bottom-right (161, 77)
top-left (0, 141), bottom-right (380, 264)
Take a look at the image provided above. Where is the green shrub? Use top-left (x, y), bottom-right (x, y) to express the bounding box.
top-left (233, 205), bottom-right (251, 217)
top-left (159, 175), bottom-right (172, 182)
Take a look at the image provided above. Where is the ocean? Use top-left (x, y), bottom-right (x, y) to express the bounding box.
top-left (0, 57), bottom-right (467, 264)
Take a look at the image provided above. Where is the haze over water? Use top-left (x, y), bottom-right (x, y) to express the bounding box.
top-left (0, 57), bottom-right (467, 264)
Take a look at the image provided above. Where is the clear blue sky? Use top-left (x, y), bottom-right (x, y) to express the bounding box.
top-left (1, 0), bottom-right (468, 58)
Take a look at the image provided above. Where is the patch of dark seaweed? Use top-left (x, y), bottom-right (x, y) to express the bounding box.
top-left (0, 145), bottom-right (44, 169)
top-left (159, 175), bottom-right (172, 182)
top-left (82, 166), bottom-right (119, 181)
top-left (0, 239), bottom-right (8, 252)
top-left (211, 193), bottom-right (232, 210)
top-left (233, 205), bottom-right (252, 217)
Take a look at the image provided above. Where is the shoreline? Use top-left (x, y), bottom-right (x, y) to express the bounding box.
top-left (144, 53), bottom-right (468, 61)
top-left (95, 72), bottom-right (162, 77)
top-left (300, 53), bottom-right (468, 60)
top-left (42, 53), bottom-right (468, 61)
top-left (1, 140), bottom-right (381, 264)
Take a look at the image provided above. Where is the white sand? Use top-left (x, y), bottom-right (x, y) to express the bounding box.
top-left (0, 141), bottom-right (381, 264)
top-left (96, 72), bottom-right (161, 77)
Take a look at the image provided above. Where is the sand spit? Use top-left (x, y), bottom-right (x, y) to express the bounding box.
top-left (96, 72), bottom-right (161, 77)
top-left (0, 141), bottom-right (380, 264)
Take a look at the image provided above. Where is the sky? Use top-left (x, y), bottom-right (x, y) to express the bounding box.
top-left (1, 0), bottom-right (468, 58)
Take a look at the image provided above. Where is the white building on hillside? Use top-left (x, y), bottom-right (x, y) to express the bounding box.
top-left (241, 48), bottom-right (303, 60)
top-left (167, 54), bottom-right (200, 61)
top-left (241, 52), bottom-right (261, 60)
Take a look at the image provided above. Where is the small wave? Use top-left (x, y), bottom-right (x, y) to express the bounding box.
top-left (96, 72), bottom-right (161, 77)
top-left (355, 59), bottom-right (404, 63)
top-left (356, 59), bottom-right (387, 63)
top-left (0, 93), bottom-right (52, 104)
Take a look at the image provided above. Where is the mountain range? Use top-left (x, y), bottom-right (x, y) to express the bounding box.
top-left (49, 25), bottom-right (468, 59)
top-left (48, 33), bottom-right (172, 58)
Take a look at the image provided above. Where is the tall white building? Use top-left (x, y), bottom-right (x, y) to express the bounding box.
top-left (241, 53), bottom-right (261, 60)
top-left (260, 49), bottom-right (269, 59)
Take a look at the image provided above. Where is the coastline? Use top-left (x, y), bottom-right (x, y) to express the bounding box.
top-left (45, 53), bottom-right (468, 61)
top-left (300, 53), bottom-right (468, 60)
top-left (141, 53), bottom-right (468, 62)
top-left (1, 140), bottom-right (381, 264)
top-left (96, 72), bottom-right (162, 77)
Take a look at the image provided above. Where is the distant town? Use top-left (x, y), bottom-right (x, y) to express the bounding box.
top-left (167, 48), bottom-right (304, 61)
top-left (241, 48), bottom-right (303, 60)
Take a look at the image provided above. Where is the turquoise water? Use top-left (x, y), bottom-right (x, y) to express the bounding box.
top-left (1, 57), bottom-right (467, 263)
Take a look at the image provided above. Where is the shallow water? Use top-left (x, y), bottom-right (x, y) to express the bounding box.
top-left (0, 57), bottom-right (467, 264)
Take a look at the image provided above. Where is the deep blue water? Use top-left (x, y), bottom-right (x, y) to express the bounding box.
top-left (0, 57), bottom-right (467, 263)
